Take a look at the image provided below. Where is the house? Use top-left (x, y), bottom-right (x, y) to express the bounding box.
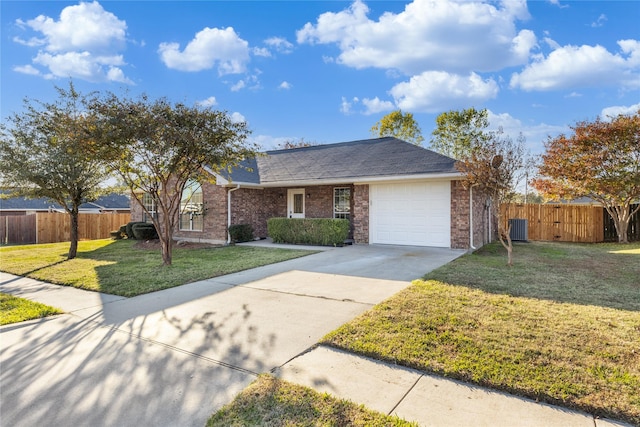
top-left (0, 192), bottom-right (131, 216)
top-left (130, 137), bottom-right (491, 249)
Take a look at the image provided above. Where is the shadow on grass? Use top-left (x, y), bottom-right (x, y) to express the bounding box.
top-left (424, 241), bottom-right (640, 312)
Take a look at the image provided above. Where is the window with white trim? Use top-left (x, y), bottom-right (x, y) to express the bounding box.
top-left (142, 193), bottom-right (157, 223)
top-left (180, 181), bottom-right (204, 231)
top-left (333, 187), bottom-right (351, 220)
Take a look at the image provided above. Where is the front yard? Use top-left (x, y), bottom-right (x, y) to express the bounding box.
top-left (0, 293), bottom-right (63, 325)
top-left (0, 239), bottom-right (314, 297)
top-left (322, 241), bottom-right (640, 425)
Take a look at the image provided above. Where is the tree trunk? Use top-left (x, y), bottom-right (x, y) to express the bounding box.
top-left (608, 205), bottom-right (630, 244)
top-left (68, 211), bottom-right (79, 260)
top-left (498, 221), bottom-right (513, 267)
top-left (616, 217), bottom-right (629, 243)
top-left (161, 236), bottom-right (172, 266)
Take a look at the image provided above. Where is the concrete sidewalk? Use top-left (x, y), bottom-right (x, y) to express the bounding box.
top-left (0, 243), bottom-right (633, 427)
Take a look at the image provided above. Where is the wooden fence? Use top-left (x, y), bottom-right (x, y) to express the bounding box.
top-left (501, 204), bottom-right (604, 243)
top-left (1, 212), bottom-right (131, 245)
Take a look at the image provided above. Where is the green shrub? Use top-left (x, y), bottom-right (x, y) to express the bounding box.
top-left (229, 224), bottom-right (254, 243)
top-left (119, 225), bottom-right (128, 238)
top-left (131, 223), bottom-right (158, 240)
top-left (110, 230), bottom-right (124, 240)
top-left (267, 218), bottom-right (350, 246)
top-left (125, 221), bottom-right (146, 239)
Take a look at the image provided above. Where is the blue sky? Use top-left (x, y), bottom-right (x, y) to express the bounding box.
top-left (1, 0), bottom-right (639, 154)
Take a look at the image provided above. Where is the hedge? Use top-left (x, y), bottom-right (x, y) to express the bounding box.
top-left (228, 224), bottom-right (254, 243)
top-left (131, 222), bottom-right (159, 240)
top-left (267, 217), bottom-right (350, 246)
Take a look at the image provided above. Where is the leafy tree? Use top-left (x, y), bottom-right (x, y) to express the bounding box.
top-left (532, 111), bottom-right (640, 243)
top-left (91, 94), bottom-right (257, 265)
top-left (0, 82), bottom-right (109, 259)
top-left (276, 138), bottom-right (316, 150)
top-left (370, 110), bottom-right (424, 146)
top-left (430, 107), bottom-right (490, 159)
top-left (457, 131), bottom-right (529, 266)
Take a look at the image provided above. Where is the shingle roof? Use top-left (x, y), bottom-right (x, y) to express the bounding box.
top-left (222, 137), bottom-right (459, 185)
top-left (0, 192), bottom-right (130, 211)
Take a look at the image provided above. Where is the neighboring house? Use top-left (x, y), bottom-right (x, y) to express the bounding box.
top-left (0, 192), bottom-right (131, 216)
top-left (131, 137), bottom-right (491, 249)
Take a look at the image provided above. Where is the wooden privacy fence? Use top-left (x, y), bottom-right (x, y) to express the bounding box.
top-left (2, 212), bottom-right (131, 245)
top-left (501, 204), bottom-right (604, 243)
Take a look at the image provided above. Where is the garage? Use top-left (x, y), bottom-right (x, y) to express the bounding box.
top-left (369, 181), bottom-right (451, 247)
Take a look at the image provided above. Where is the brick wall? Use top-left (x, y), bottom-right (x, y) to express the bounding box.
top-left (230, 187), bottom-right (286, 238)
top-left (353, 184), bottom-right (369, 244)
top-left (450, 180), bottom-right (489, 249)
top-left (174, 181), bottom-right (228, 243)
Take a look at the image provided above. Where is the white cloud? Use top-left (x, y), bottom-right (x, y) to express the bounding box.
top-left (297, 0), bottom-right (535, 75)
top-left (591, 14), bottom-right (607, 28)
top-left (510, 40), bottom-right (640, 91)
top-left (486, 110), bottom-right (568, 154)
top-left (361, 97), bottom-right (394, 115)
top-left (12, 1), bottom-right (132, 83)
top-left (196, 96), bottom-right (218, 107)
top-left (253, 47), bottom-right (271, 57)
top-left (230, 112), bottom-right (246, 123)
top-left (158, 26), bottom-right (249, 74)
top-left (340, 96), bottom-right (357, 114)
top-left (13, 64), bottom-right (41, 76)
top-left (279, 81), bottom-right (292, 90)
top-left (601, 103), bottom-right (640, 119)
top-left (231, 80), bottom-right (246, 92)
top-left (265, 37), bottom-right (294, 54)
top-left (390, 71), bottom-right (499, 113)
top-left (21, 1), bottom-right (126, 53)
top-left (33, 50), bottom-right (132, 83)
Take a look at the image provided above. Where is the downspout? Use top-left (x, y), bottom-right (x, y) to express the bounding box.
top-left (227, 184), bottom-right (240, 244)
top-left (469, 184), bottom-right (478, 250)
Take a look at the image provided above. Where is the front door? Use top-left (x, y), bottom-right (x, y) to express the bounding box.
top-left (287, 188), bottom-right (305, 218)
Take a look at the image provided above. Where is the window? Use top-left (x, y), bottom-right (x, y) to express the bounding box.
top-left (142, 193), bottom-right (157, 223)
top-left (180, 181), bottom-right (204, 231)
top-left (334, 187), bottom-right (350, 220)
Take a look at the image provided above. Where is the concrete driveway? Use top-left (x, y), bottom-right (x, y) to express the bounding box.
top-left (0, 244), bottom-right (464, 427)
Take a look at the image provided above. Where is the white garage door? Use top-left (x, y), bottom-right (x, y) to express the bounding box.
top-left (370, 181), bottom-right (451, 247)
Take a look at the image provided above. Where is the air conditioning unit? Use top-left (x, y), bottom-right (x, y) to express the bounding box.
top-left (509, 219), bottom-right (528, 241)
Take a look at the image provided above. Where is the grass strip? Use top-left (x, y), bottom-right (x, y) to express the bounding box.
top-left (322, 242), bottom-right (640, 425)
top-left (207, 374), bottom-right (417, 427)
top-left (0, 239), bottom-right (314, 297)
top-left (0, 293), bottom-right (63, 325)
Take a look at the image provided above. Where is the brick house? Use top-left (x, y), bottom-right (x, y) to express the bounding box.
top-left (130, 137), bottom-right (491, 249)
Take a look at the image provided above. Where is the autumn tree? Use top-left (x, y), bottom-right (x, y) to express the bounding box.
top-left (370, 110), bottom-right (424, 145)
top-left (91, 94), bottom-right (257, 265)
top-left (532, 111), bottom-right (640, 243)
top-left (430, 107), bottom-right (490, 159)
top-left (457, 131), bottom-right (529, 266)
top-left (0, 82), bottom-right (109, 259)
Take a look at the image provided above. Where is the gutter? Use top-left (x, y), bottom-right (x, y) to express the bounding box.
top-left (227, 184), bottom-right (241, 244)
top-left (469, 184), bottom-right (478, 250)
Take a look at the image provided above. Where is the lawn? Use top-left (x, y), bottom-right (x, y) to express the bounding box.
top-left (0, 239), bottom-right (314, 297)
top-left (322, 241), bottom-right (640, 425)
top-left (207, 374), bottom-right (417, 427)
top-left (0, 293), bottom-right (63, 325)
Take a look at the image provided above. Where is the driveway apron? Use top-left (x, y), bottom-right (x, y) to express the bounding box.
top-left (0, 245), bottom-right (464, 426)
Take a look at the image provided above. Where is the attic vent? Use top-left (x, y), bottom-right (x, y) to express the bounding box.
top-left (509, 219), bottom-right (528, 242)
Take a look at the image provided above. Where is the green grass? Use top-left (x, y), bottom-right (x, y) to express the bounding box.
top-left (0, 239), bottom-right (314, 297)
top-left (207, 374), bottom-right (417, 427)
top-left (0, 293), bottom-right (63, 325)
top-left (322, 241), bottom-right (640, 425)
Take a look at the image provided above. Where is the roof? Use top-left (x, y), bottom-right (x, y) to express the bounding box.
top-left (220, 137), bottom-right (460, 186)
top-left (0, 192), bottom-right (130, 212)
